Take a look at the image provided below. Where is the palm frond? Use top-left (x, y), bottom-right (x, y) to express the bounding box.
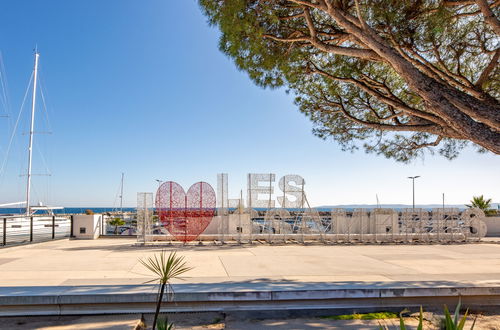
top-left (140, 250), bottom-right (193, 330)
top-left (140, 250), bottom-right (193, 284)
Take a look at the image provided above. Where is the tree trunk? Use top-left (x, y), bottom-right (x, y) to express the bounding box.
top-left (152, 283), bottom-right (165, 330)
top-left (327, 8), bottom-right (500, 153)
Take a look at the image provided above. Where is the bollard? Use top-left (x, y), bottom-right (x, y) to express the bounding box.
top-left (30, 216), bottom-right (33, 242)
top-left (52, 216), bottom-right (55, 239)
top-left (2, 218), bottom-right (6, 246)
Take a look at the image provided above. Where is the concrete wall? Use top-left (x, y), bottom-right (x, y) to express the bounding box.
top-left (73, 215), bottom-right (101, 239)
top-left (204, 214), bottom-right (252, 235)
top-left (370, 213), bottom-right (400, 234)
top-left (484, 216), bottom-right (500, 237)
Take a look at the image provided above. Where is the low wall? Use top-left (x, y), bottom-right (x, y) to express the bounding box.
top-left (72, 215), bottom-right (101, 239)
top-left (484, 216), bottom-right (500, 237)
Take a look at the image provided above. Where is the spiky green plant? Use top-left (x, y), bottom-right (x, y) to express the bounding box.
top-left (140, 251), bottom-right (192, 330)
top-left (442, 299), bottom-right (477, 330)
top-left (156, 317), bottom-right (174, 330)
top-left (379, 307), bottom-right (422, 330)
top-left (379, 301), bottom-right (477, 330)
top-left (466, 196), bottom-right (496, 216)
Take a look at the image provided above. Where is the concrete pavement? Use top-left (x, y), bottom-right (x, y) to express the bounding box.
top-left (1, 238), bottom-right (500, 316)
top-left (1, 238), bottom-right (500, 287)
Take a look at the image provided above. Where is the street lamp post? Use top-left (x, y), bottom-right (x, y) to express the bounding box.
top-left (155, 179), bottom-right (163, 190)
top-left (407, 176), bottom-right (420, 210)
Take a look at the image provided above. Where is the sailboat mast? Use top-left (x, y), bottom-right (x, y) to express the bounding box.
top-left (25, 51), bottom-right (39, 216)
top-left (119, 172), bottom-right (124, 215)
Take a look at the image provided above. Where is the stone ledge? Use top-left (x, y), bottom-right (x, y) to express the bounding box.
top-left (1, 282), bottom-right (500, 316)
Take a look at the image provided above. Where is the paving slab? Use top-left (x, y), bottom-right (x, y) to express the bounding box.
top-left (1, 238), bottom-right (500, 316)
top-left (1, 238), bottom-right (500, 287)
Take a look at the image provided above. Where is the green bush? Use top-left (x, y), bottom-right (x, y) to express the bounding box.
top-left (380, 300), bottom-right (476, 330)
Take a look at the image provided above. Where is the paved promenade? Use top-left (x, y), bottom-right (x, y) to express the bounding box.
top-left (1, 238), bottom-right (500, 287)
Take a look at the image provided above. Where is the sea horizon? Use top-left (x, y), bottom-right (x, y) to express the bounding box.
top-left (1, 203), bottom-right (498, 215)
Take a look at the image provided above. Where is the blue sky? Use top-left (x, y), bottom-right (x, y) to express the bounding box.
top-left (0, 0), bottom-right (498, 208)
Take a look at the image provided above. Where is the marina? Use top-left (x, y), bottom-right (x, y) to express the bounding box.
top-left (0, 1), bottom-right (498, 328)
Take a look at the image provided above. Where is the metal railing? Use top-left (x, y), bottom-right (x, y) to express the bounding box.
top-left (1, 215), bottom-right (72, 247)
top-left (100, 213), bottom-right (138, 236)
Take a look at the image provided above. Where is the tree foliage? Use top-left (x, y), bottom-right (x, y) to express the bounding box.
top-left (109, 217), bottom-right (125, 234)
top-left (199, 0), bottom-right (500, 162)
top-left (467, 195), bottom-right (496, 215)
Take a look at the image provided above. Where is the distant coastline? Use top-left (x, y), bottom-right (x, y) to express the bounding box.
top-left (317, 203), bottom-right (499, 211)
top-left (1, 203), bottom-right (498, 215)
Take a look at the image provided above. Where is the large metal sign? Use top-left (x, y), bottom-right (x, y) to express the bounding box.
top-left (136, 173), bottom-right (489, 244)
top-left (155, 181), bottom-right (216, 242)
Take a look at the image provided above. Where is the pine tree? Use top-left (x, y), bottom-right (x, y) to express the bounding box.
top-left (199, 0), bottom-right (500, 162)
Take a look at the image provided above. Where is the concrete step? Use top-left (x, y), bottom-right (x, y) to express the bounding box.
top-left (1, 282), bottom-right (500, 316)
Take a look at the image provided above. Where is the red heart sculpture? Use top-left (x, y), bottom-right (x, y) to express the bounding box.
top-left (155, 181), bottom-right (216, 242)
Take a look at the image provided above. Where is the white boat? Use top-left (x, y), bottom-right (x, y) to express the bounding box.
top-left (0, 52), bottom-right (69, 245)
top-left (0, 51), bottom-right (63, 216)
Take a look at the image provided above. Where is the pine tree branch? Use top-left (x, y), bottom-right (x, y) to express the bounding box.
top-left (476, 48), bottom-right (500, 87)
top-left (320, 97), bottom-right (440, 133)
top-left (310, 65), bottom-right (451, 128)
top-left (475, 0), bottom-right (500, 35)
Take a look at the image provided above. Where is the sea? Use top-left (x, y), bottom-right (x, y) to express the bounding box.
top-left (1, 204), bottom-right (482, 216)
top-left (0, 207), bottom-right (137, 215)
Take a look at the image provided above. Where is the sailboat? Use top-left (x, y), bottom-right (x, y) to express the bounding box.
top-left (0, 51), bottom-right (70, 245)
top-left (0, 51), bottom-right (62, 216)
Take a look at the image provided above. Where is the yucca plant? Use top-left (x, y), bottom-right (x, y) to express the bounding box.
top-left (400, 306), bottom-right (423, 330)
top-left (156, 317), bottom-right (174, 330)
top-left (380, 300), bottom-right (476, 330)
top-left (140, 251), bottom-right (192, 330)
top-left (379, 307), bottom-right (423, 330)
top-left (442, 299), bottom-right (476, 330)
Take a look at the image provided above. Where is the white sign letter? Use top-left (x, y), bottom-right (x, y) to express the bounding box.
top-left (247, 173), bottom-right (275, 208)
top-left (277, 174), bottom-right (304, 208)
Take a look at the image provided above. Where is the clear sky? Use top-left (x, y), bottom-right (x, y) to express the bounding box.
top-left (0, 0), bottom-right (498, 208)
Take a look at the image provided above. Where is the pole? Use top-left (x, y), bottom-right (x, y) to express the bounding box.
top-left (2, 218), bottom-right (6, 246)
top-left (143, 193), bottom-right (147, 243)
top-left (408, 176), bottom-right (420, 211)
top-left (25, 52), bottom-right (40, 216)
top-left (52, 215), bottom-right (55, 239)
top-left (268, 174), bottom-right (273, 241)
top-left (70, 215), bottom-right (74, 237)
top-left (155, 179), bottom-right (162, 193)
top-left (412, 179), bottom-right (415, 210)
top-left (29, 216), bottom-right (33, 242)
top-left (238, 189), bottom-right (243, 243)
top-left (119, 172), bottom-right (124, 216)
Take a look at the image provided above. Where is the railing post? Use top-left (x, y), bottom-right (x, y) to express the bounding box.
top-left (30, 216), bottom-right (33, 242)
top-left (2, 218), bottom-right (6, 246)
top-left (52, 216), bottom-right (55, 239)
top-left (70, 215), bottom-right (74, 237)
